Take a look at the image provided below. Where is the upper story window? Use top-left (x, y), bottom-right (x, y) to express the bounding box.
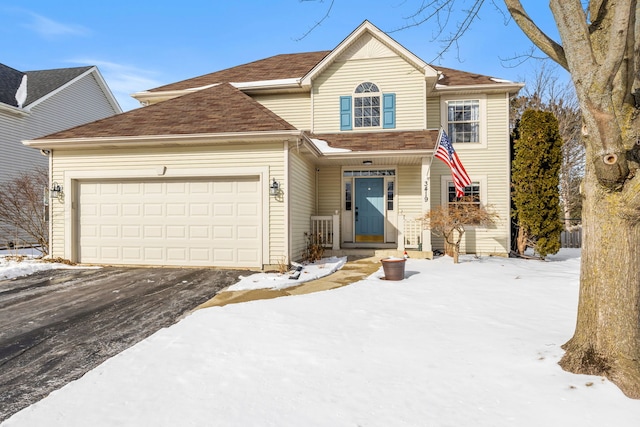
top-left (340, 83), bottom-right (395, 131)
top-left (447, 100), bottom-right (479, 143)
top-left (354, 82), bottom-right (380, 128)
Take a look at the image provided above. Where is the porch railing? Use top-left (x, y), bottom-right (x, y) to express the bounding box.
top-left (398, 216), bottom-right (425, 250)
top-left (310, 214), bottom-right (340, 250)
top-left (310, 213), bottom-right (428, 252)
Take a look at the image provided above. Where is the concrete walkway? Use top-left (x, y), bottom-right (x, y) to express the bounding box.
top-left (197, 256), bottom-right (384, 309)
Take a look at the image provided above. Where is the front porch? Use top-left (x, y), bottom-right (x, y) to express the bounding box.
top-left (310, 214), bottom-right (433, 260)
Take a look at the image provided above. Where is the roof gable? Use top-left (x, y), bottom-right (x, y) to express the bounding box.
top-left (38, 83), bottom-right (296, 140)
top-left (24, 66), bottom-right (93, 107)
top-left (301, 20), bottom-right (437, 86)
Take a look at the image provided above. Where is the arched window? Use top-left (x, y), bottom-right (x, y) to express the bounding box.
top-left (354, 82), bottom-right (381, 127)
top-left (339, 83), bottom-right (395, 131)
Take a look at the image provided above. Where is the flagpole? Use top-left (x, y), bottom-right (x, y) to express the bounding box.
top-left (424, 127), bottom-right (443, 205)
top-left (429, 126), bottom-right (444, 171)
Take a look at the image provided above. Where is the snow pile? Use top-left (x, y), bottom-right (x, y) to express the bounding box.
top-left (228, 256), bottom-right (347, 291)
top-left (3, 249), bottom-right (640, 426)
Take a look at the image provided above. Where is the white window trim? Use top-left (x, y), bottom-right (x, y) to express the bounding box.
top-left (353, 81), bottom-right (382, 130)
top-left (440, 175), bottom-right (489, 229)
top-left (440, 95), bottom-right (488, 149)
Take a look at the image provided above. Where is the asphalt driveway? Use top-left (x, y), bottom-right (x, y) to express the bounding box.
top-left (0, 266), bottom-right (249, 422)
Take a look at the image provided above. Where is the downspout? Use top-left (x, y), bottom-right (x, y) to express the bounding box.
top-left (284, 140), bottom-right (290, 265)
top-left (40, 149), bottom-right (53, 257)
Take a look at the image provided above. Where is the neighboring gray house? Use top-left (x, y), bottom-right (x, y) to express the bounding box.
top-left (0, 63), bottom-right (121, 246)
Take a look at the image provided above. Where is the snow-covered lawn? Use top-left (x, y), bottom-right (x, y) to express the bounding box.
top-left (2, 249), bottom-right (640, 426)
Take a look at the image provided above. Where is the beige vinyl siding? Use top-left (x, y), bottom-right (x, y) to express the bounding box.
top-left (253, 93), bottom-right (311, 130)
top-left (397, 165), bottom-right (423, 220)
top-left (426, 96), bottom-right (440, 129)
top-left (430, 93), bottom-right (511, 255)
top-left (288, 149), bottom-right (316, 262)
top-left (316, 166), bottom-right (341, 216)
top-left (313, 55), bottom-right (426, 133)
top-left (50, 142), bottom-right (285, 263)
top-left (0, 73), bottom-right (118, 183)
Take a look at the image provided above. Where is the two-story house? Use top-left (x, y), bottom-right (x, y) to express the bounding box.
top-left (1, 63), bottom-right (121, 247)
top-left (24, 21), bottom-right (523, 268)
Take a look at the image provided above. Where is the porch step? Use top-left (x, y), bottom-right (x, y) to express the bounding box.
top-left (325, 249), bottom-right (433, 260)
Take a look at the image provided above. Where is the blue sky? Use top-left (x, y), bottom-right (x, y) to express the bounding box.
top-left (2, 1), bottom-right (566, 111)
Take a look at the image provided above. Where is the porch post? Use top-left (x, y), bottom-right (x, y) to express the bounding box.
top-left (397, 213), bottom-right (406, 251)
top-left (332, 211), bottom-right (340, 250)
top-left (421, 157), bottom-right (433, 252)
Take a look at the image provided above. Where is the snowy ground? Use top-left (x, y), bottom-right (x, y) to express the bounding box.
top-left (0, 248), bottom-right (99, 280)
top-left (2, 249), bottom-right (640, 426)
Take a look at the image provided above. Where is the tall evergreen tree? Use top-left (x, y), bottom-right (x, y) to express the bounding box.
top-left (512, 110), bottom-right (564, 258)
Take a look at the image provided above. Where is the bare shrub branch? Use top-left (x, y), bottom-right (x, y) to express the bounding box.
top-left (423, 197), bottom-right (497, 263)
top-left (0, 168), bottom-right (49, 255)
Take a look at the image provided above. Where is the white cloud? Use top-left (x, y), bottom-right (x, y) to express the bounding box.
top-left (25, 12), bottom-right (89, 38)
top-left (70, 59), bottom-right (163, 111)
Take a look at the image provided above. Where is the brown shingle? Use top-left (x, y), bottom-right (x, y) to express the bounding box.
top-left (39, 83), bottom-right (296, 140)
top-left (149, 51), bottom-right (331, 92)
top-left (434, 66), bottom-right (504, 86)
top-left (311, 130), bottom-right (439, 152)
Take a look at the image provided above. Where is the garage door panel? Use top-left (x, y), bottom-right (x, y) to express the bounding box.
top-left (101, 204), bottom-right (119, 216)
top-left (166, 204), bottom-right (185, 216)
top-left (143, 226), bottom-right (163, 239)
top-left (188, 225), bottom-right (209, 239)
top-left (190, 203), bottom-right (210, 216)
top-left (78, 177), bottom-right (261, 267)
top-left (100, 225), bottom-right (119, 238)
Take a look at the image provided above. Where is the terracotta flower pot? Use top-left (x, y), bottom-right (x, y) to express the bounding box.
top-left (380, 258), bottom-right (406, 280)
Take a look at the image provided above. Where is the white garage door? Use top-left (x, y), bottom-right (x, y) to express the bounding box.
top-left (77, 177), bottom-right (262, 267)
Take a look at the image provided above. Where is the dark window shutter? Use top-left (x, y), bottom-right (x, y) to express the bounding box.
top-left (340, 96), bottom-right (352, 131)
top-left (383, 93), bottom-right (396, 129)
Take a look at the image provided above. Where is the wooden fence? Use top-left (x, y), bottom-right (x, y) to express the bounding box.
top-left (560, 228), bottom-right (582, 248)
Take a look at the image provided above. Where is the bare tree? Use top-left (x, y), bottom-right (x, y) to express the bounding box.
top-left (0, 168), bottom-right (49, 255)
top-left (423, 197), bottom-right (497, 263)
top-left (304, 0), bottom-right (640, 398)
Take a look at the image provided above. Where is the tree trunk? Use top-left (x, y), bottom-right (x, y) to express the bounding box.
top-left (516, 227), bottom-right (528, 255)
top-left (559, 162), bottom-right (640, 398)
top-left (452, 246), bottom-right (459, 264)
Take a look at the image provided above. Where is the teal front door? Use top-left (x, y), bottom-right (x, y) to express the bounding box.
top-left (355, 178), bottom-right (384, 243)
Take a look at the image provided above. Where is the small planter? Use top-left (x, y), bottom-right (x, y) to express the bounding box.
top-left (380, 258), bottom-right (406, 281)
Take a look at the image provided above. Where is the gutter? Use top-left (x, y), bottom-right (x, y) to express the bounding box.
top-left (132, 78), bottom-right (304, 104)
top-left (22, 130), bottom-right (305, 150)
top-left (434, 82), bottom-right (525, 96)
top-left (0, 102), bottom-right (29, 117)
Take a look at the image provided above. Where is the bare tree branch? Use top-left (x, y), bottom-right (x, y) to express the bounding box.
top-left (294, 0), bottom-right (336, 41)
top-left (504, 0), bottom-right (569, 69)
top-left (0, 168), bottom-right (49, 254)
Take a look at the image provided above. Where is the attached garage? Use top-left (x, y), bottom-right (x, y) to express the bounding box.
top-left (76, 176), bottom-right (263, 268)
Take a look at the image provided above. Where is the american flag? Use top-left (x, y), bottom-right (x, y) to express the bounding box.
top-left (434, 130), bottom-right (472, 197)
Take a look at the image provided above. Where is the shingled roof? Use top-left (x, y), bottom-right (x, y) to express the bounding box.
top-left (24, 66), bottom-right (93, 106)
top-left (150, 51), bottom-right (331, 92)
top-left (146, 50), bottom-right (511, 95)
top-left (435, 66), bottom-right (506, 87)
top-left (0, 64), bottom-right (92, 108)
top-left (311, 130), bottom-right (439, 152)
top-left (0, 63), bottom-right (25, 107)
top-left (40, 83), bottom-right (296, 140)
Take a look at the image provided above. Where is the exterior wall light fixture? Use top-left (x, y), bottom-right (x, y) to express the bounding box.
top-left (50, 182), bottom-right (63, 199)
top-left (270, 178), bottom-right (280, 196)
